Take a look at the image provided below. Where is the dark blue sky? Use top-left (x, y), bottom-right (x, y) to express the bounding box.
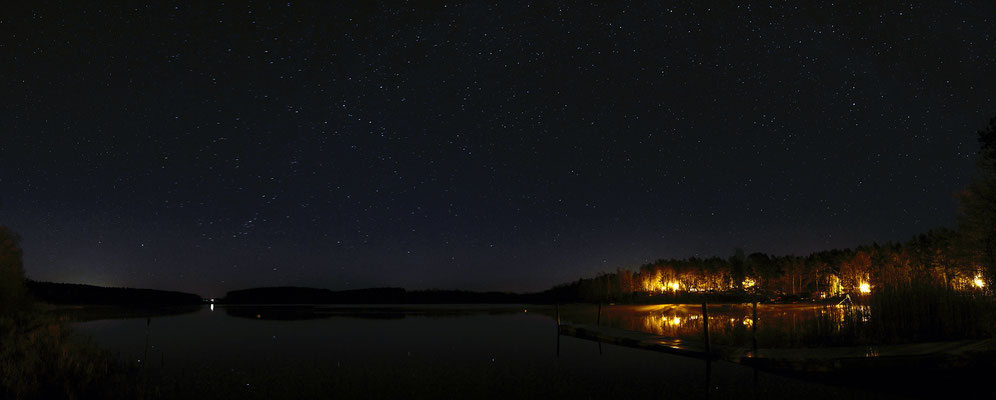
top-left (3, 2), bottom-right (993, 297)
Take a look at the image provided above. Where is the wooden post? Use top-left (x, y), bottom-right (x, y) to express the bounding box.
top-left (143, 317), bottom-right (151, 368)
top-left (556, 328), bottom-right (560, 357)
top-left (704, 358), bottom-right (713, 399)
top-left (751, 298), bottom-right (760, 400)
top-left (596, 303), bottom-right (603, 355)
top-left (751, 300), bottom-right (759, 353)
top-left (701, 302), bottom-right (710, 355)
top-left (752, 367), bottom-right (759, 400)
top-left (555, 303), bottom-right (560, 357)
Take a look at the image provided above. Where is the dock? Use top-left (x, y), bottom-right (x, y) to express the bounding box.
top-left (557, 323), bottom-right (731, 360)
top-left (557, 322), bottom-right (996, 373)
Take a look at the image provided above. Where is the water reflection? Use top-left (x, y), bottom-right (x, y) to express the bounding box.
top-left (46, 304), bottom-right (201, 322)
top-left (67, 305), bottom-right (905, 399)
top-left (225, 306), bottom-right (406, 320)
top-left (223, 305), bottom-right (530, 321)
top-left (574, 304), bottom-right (874, 347)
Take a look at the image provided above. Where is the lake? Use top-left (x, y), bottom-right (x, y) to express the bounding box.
top-left (71, 304), bottom-right (907, 399)
top-left (554, 303), bottom-right (873, 348)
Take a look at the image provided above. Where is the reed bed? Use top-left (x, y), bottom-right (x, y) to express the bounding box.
top-left (0, 309), bottom-right (139, 399)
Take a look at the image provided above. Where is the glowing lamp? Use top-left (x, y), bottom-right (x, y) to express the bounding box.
top-left (859, 282), bottom-right (871, 294)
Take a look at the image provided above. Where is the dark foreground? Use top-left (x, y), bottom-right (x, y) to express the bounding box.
top-left (72, 304), bottom-right (982, 399)
top-left (5, 304), bottom-right (994, 399)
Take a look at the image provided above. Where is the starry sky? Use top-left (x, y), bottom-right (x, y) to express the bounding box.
top-left (2, 2), bottom-right (994, 297)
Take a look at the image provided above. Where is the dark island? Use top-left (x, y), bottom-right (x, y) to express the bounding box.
top-left (221, 286), bottom-right (554, 304)
top-left (26, 280), bottom-right (203, 306)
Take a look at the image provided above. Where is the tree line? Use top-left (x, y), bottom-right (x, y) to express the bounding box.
top-left (559, 118), bottom-right (996, 304)
top-left (561, 227), bottom-right (984, 303)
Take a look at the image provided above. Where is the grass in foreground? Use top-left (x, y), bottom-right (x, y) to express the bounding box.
top-left (0, 308), bottom-right (140, 400)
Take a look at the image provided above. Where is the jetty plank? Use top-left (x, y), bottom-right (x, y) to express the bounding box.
top-left (558, 322), bottom-right (996, 373)
top-left (558, 323), bottom-right (725, 360)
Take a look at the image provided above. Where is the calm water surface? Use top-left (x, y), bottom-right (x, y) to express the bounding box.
top-left (558, 303), bottom-right (872, 348)
top-left (72, 305), bottom-right (901, 399)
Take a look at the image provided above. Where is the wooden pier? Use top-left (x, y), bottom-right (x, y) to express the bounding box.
top-left (557, 322), bottom-right (996, 373)
top-left (557, 323), bottom-right (727, 360)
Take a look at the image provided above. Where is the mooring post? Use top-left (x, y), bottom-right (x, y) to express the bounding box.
top-left (596, 302), bottom-right (603, 355)
top-left (704, 358), bottom-right (713, 399)
top-left (701, 302), bottom-right (710, 355)
top-left (143, 317), bottom-right (151, 369)
top-left (555, 303), bottom-right (561, 357)
top-left (556, 328), bottom-right (561, 357)
top-left (752, 366), bottom-right (759, 400)
top-left (751, 300), bottom-right (758, 354)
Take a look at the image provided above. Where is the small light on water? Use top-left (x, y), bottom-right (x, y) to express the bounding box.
top-left (859, 282), bottom-right (871, 294)
top-left (210, 303), bottom-right (214, 311)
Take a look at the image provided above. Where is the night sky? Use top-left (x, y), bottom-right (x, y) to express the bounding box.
top-left (3, 2), bottom-right (993, 297)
